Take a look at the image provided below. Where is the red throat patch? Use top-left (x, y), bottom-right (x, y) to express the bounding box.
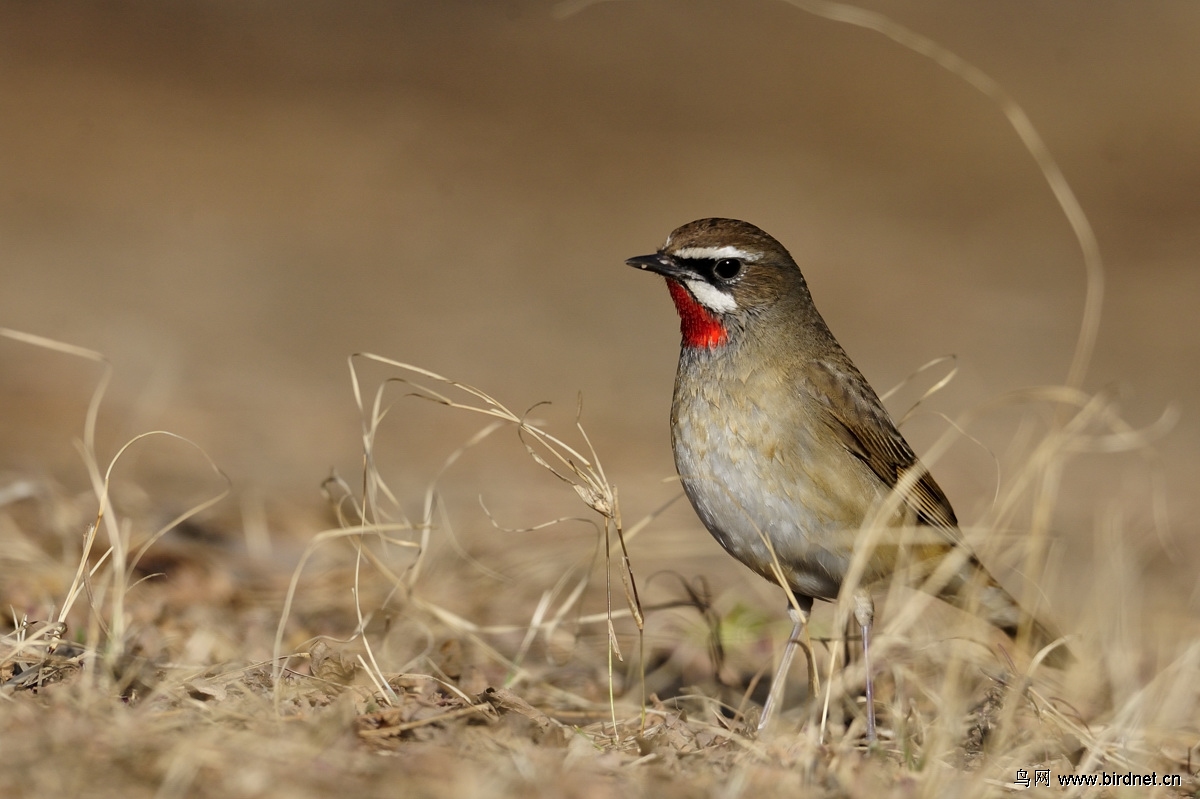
top-left (666, 280), bottom-right (728, 348)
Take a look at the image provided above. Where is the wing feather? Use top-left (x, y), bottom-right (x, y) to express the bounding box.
top-left (805, 359), bottom-right (959, 533)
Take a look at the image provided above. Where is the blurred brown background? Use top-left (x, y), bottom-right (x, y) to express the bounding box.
top-left (2, 1), bottom-right (1198, 623)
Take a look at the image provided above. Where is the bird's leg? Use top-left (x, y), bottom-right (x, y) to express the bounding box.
top-left (758, 596), bottom-right (815, 732)
top-left (853, 589), bottom-right (877, 743)
top-left (800, 606), bottom-right (822, 699)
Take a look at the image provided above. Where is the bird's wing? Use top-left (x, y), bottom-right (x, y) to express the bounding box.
top-left (806, 359), bottom-right (959, 533)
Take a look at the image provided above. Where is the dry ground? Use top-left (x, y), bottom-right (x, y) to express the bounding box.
top-left (2, 2), bottom-right (1199, 797)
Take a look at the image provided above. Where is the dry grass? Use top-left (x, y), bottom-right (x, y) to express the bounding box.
top-left (1, 327), bottom-right (1197, 798)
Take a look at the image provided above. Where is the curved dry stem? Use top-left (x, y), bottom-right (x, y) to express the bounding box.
top-left (271, 523), bottom-right (418, 705)
top-left (771, 0), bottom-right (1104, 393)
top-left (345, 353), bottom-right (644, 735)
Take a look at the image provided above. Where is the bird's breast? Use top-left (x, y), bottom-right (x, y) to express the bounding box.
top-left (670, 347), bottom-right (888, 599)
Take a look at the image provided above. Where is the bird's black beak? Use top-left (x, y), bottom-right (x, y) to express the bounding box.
top-left (626, 252), bottom-right (691, 280)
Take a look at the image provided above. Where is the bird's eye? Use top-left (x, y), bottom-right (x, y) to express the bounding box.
top-left (713, 258), bottom-right (743, 281)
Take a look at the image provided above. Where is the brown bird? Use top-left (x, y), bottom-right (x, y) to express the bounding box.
top-left (627, 218), bottom-right (1068, 740)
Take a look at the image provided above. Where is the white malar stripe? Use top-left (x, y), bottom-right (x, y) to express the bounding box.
top-left (684, 280), bottom-right (738, 313)
top-left (672, 245), bottom-right (761, 262)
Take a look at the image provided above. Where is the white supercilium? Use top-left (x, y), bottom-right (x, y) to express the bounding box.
top-left (671, 245), bottom-right (762, 262)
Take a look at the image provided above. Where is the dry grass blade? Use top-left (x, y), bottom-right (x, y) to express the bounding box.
top-left (338, 354), bottom-right (646, 735)
top-left (357, 702), bottom-right (494, 738)
top-left (271, 523), bottom-right (418, 697)
top-left (3, 329), bottom-right (231, 683)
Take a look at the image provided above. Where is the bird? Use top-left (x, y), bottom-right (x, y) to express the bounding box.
top-left (627, 217), bottom-right (1069, 741)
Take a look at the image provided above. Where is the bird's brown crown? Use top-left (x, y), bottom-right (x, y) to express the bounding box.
top-left (660, 218), bottom-right (783, 256)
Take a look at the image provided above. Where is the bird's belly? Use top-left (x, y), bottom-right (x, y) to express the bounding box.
top-left (672, 385), bottom-right (884, 601)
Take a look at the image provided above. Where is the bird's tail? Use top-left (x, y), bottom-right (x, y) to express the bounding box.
top-left (939, 555), bottom-right (1073, 668)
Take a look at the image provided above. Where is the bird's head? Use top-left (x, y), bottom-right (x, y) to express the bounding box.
top-left (627, 218), bottom-right (811, 348)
